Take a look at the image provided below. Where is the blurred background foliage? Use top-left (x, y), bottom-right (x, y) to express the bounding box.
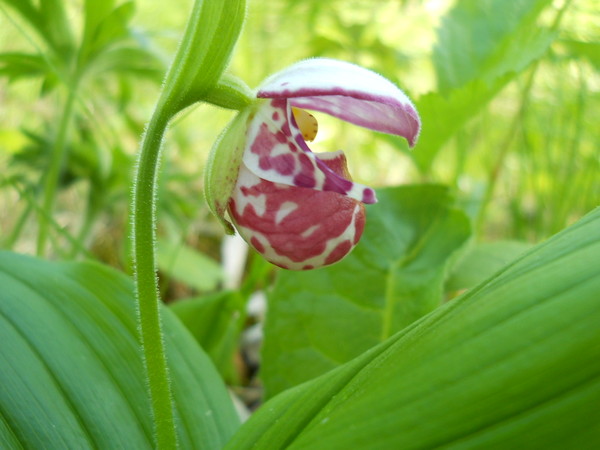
top-left (0, 0), bottom-right (598, 290)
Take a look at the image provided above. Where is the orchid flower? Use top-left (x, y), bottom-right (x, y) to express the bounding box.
top-left (206, 58), bottom-right (420, 270)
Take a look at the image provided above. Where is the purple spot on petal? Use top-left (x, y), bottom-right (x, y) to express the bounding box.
top-left (293, 173), bottom-right (316, 188)
top-left (362, 188), bottom-right (377, 204)
top-left (275, 131), bottom-right (287, 143)
top-left (251, 123), bottom-right (276, 157)
top-left (293, 153), bottom-right (316, 188)
top-left (271, 98), bottom-right (286, 108)
top-left (271, 154), bottom-right (295, 175)
top-left (272, 111), bottom-right (280, 121)
top-left (259, 156), bottom-right (271, 171)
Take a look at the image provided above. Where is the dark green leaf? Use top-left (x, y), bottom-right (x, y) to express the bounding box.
top-left (262, 185), bottom-right (471, 397)
top-left (0, 252), bottom-right (239, 448)
top-left (227, 207), bottom-right (600, 449)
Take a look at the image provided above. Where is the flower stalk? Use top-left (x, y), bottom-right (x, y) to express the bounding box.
top-left (130, 0), bottom-right (247, 447)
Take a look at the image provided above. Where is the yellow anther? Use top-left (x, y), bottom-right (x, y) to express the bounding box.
top-left (292, 107), bottom-right (318, 141)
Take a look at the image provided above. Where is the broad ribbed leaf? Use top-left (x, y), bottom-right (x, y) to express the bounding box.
top-left (0, 252), bottom-right (239, 448)
top-left (227, 207), bottom-right (600, 449)
top-left (262, 185), bottom-right (471, 397)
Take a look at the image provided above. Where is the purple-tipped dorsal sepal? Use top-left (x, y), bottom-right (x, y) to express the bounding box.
top-left (257, 58), bottom-right (421, 146)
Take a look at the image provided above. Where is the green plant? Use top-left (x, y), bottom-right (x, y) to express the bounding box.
top-left (1, 0), bottom-right (598, 448)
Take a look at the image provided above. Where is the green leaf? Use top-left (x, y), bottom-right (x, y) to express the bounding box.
top-left (446, 240), bottom-right (532, 292)
top-left (0, 52), bottom-right (48, 82)
top-left (79, 1), bottom-right (136, 68)
top-left (156, 238), bottom-right (223, 292)
top-left (226, 207), bottom-right (600, 449)
top-left (561, 39), bottom-right (600, 70)
top-left (0, 0), bottom-right (75, 56)
top-left (89, 46), bottom-right (165, 80)
top-left (413, 0), bottom-right (558, 172)
top-left (0, 251), bottom-right (239, 448)
top-left (433, 0), bottom-right (554, 92)
top-left (413, 74), bottom-right (512, 171)
top-left (261, 185), bottom-right (471, 397)
top-left (171, 291), bottom-right (245, 380)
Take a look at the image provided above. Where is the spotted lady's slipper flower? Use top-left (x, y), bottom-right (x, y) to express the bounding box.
top-left (205, 58), bottom-right (420, 270)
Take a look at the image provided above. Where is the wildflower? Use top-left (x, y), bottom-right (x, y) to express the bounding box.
top-left (206, 58), bottom-right (420, 270)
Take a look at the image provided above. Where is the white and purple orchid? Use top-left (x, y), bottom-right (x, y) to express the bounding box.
top-left (206, 58), bottom-right (420, 270)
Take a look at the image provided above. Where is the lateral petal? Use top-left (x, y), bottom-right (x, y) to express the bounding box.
top-left (243, 99), bottom-right (377, 204)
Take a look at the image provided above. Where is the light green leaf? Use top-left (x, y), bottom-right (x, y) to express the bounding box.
top-left (156, 238), bottom-right (223, 292)
top-left (226, 207), bottom-right (600, 449)
top-left (0, 52), bottom-right (48, 81)
top-left (434, 0), bottom-right (554, 92)
top-left (561, 39), bottom-right (600, 70)
top-left (446, 240), bottom-right (532, 292)
top-left (90, 46), bottom-right (165, 80)
top-left (79, 1), bottom-right (136, 67)
top-left (262, 185), bottom-right (471, 397)
top-left (414, 74), bottom-right (512, 171)
top-left (413, 0), bottom-right (559, 172)
top-left (0, 0), bottom-right (74, 56)
top-left (0, 251), bottom-right (239, 448)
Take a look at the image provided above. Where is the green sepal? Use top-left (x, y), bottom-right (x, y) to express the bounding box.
top-left (204, 73), bottom-right (254, 110)
top-left (204, 106), bottom-right (254, 234)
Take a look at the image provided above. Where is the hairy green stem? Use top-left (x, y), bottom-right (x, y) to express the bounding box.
top-left (132, 105), bottom-right (178, 448)
top-left (37, 86), bottom-right (78, 256)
